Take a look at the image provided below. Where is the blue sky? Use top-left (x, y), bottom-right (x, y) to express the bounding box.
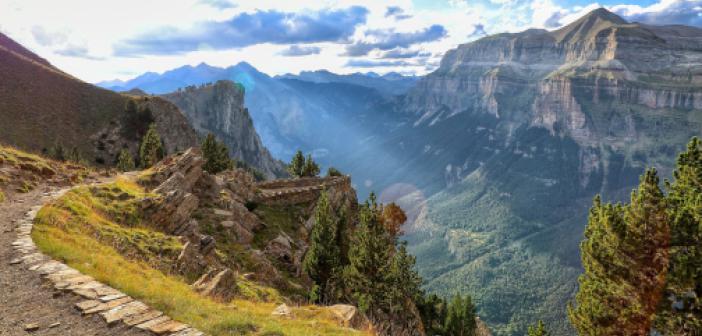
top-left (0, 0), bottom-right (700, 82)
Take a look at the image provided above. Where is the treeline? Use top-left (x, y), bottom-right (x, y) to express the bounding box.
top-left (303, 191), bottom-right (479, 335)
top-left (568, 137), bottom-right (702, 335)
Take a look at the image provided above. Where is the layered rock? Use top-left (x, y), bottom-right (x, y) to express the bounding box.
top-left (162, 80), bottom-right (287, 179)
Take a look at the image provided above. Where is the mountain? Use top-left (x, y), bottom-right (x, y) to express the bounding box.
top-left (161, 80), bottom-right (288, 178)
top-left (275, 70), bottom-right (419, 96)
top-left (0, 32), bottom-right (198, 165)
top-left (393, 8), bottom-right (702, 335)
top-left (97, 63), bottom-right (410, 192)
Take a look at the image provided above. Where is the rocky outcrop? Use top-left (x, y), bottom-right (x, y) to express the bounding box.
top-left (191, 268), bottom-right (237, 302)
top-left (327, 304), bottom-right (370, 330)
top-left (162, 81), bottom-right (287, 179)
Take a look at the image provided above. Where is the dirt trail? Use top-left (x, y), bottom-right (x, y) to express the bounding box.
top-left (0, 185), bottom-right (148, 336)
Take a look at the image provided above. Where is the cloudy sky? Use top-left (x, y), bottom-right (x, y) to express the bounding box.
top-left (1, 0), bottom-right (700, 82)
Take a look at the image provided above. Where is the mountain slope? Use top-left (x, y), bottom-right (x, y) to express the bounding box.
top-left (161, 80), bottom-right (288, 178)
top-left (397, 8), bottom-right (702, 335)
top-left (0, 32), bottom-right (197, 164)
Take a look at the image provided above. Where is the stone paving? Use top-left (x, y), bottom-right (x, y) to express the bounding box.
top-left (11, 188), bottom-right (204, 336)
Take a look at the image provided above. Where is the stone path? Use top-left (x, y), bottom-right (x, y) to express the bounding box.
top-left (0, 185), bottom-right (203, 336)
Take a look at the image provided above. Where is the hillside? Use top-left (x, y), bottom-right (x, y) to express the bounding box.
top-left (0, 32), bottom-right (198, 165)
top-left (161, 81), bottom-right (288, 179)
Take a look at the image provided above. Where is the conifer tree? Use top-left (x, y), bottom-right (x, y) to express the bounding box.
top-left (343, 193), bottom-right (392, 315)
top-left (302, 191), bottom-right (341, 303)
top-left (528, 320), bottom-right (550, 336)
top-left (287, 150), bottom-right (305, 177)
top-left (444, 294), bottom-right (477, 336)
top-left (569, 169), bottom-right (669, 335)
top-left (656, 137), bottom-right (702, 333)
top-left (139, 123), bottom-right (163, 168)
top-left (385, 242), bottom-right (422, 315)
top-left (116, 149), bottom-right (135, 172)
top-left (303, 154), bottom-right (320, 177)
top-left (201, 133), bottom-right (233, 174)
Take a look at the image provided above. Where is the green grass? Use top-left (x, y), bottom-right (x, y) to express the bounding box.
top-left (0, 190), bottom-right (5, 203)
top-left (32, 178), bottom-right (365, 336)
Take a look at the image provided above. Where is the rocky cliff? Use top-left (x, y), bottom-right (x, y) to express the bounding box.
top-left (161, 81), bottom-right (287, 179)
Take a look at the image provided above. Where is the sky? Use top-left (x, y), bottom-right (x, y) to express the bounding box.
top-left (0, 0), bottom-right (700, 83)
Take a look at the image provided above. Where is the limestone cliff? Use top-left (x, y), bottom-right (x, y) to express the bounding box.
top-left (161, 80), bottom-right (287, 179)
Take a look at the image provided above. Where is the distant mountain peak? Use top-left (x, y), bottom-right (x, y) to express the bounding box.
top-left (553, 7), bottom-right (628, 43)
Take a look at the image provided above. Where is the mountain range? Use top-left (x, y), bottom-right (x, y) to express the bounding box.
top-left (91, 8), bottom-right (702, 335)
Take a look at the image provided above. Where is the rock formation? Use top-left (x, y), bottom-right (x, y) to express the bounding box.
top-left (162, 80), bottom-right (288, 179)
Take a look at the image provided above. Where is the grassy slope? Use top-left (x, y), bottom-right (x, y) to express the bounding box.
top-left (32, 178), bottom-right (365, 336)
top-left (0, 38), bottom-right (128, 160)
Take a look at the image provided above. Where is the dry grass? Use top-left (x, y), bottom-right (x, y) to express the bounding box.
top-left (32, 178), bottom-right (367, 336)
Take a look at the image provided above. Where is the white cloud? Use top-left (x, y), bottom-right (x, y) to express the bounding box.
top-left (0, 0), bottom-right (699, 83)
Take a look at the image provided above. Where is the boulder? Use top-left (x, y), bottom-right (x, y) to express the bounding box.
top-left (271, 304), bottom-right (292, 317)
top-left (192, 268), bottom-right (237, 302)
top-left (328, 304), bottom-right (370, 330)
top-left (176, 241), bottom-right (208, 277)
top-left (264, 234), bottom-right (295, 266)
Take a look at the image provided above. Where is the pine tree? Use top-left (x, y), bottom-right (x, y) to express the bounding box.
top-left (385, 242), bottom-right (422, 315)
top-left (116, 149), bottom-right (135, 172)
top-left (139, 123), bottom-right (163, 168)
top-left (444, 294), bottom-right (477, 336)
top-left (343, 193), bottom-right (392, 315)
top-left (418, 294), bottom-right (448, 336)
top-left (201, 133), bottom-right (233, 174)
top-left (656, 137), bottom-right (702, 333)
top-left (569, 169), bottom-right (669, 335)
top-left (303, 154), bottom-right (320, 177)
top-left (302, 191), bottom-right (341, 303)
top-left (287, 150), bottom-right (305, 177)
top-left (528, 320), bottom-right (549, 336)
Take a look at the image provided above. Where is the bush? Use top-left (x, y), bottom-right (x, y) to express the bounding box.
top-left (116, 149), bottom-right (135, 172)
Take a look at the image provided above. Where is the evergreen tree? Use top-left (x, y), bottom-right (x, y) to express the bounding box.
top-left (287, 150), bottom-right (305, 177)
top-left (343, 193), bottom-right (392, 315)
top-left (139, 123), bottom-right (163, 168)
top-left (384, 242), bottom-right (423, 317)
top-left (116, 149), bottom-right (135, 172)
top-left (302, 191), bottom-right (341, 303)
top-left (418, 294), bottom-right (448, 336)
top-left (201, 133), bottom-right (233, 174)
top-left (444, 294), bottom-right (477, 336)
top-left (303, 154), bottom-right (320, 177)
top-left (656, 137), bottom-right (702, 333)
top-left (527, 320), bottom-right (549, 336)
top-left (569, 169), bottom-right (669, 335)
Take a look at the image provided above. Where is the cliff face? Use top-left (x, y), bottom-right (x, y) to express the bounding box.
top-left (161, 81), bottom-right (288, 179)
top-left (398, 8), bottom-right (702, 336)
top-left (406, 8), bottom-right (702, 145)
